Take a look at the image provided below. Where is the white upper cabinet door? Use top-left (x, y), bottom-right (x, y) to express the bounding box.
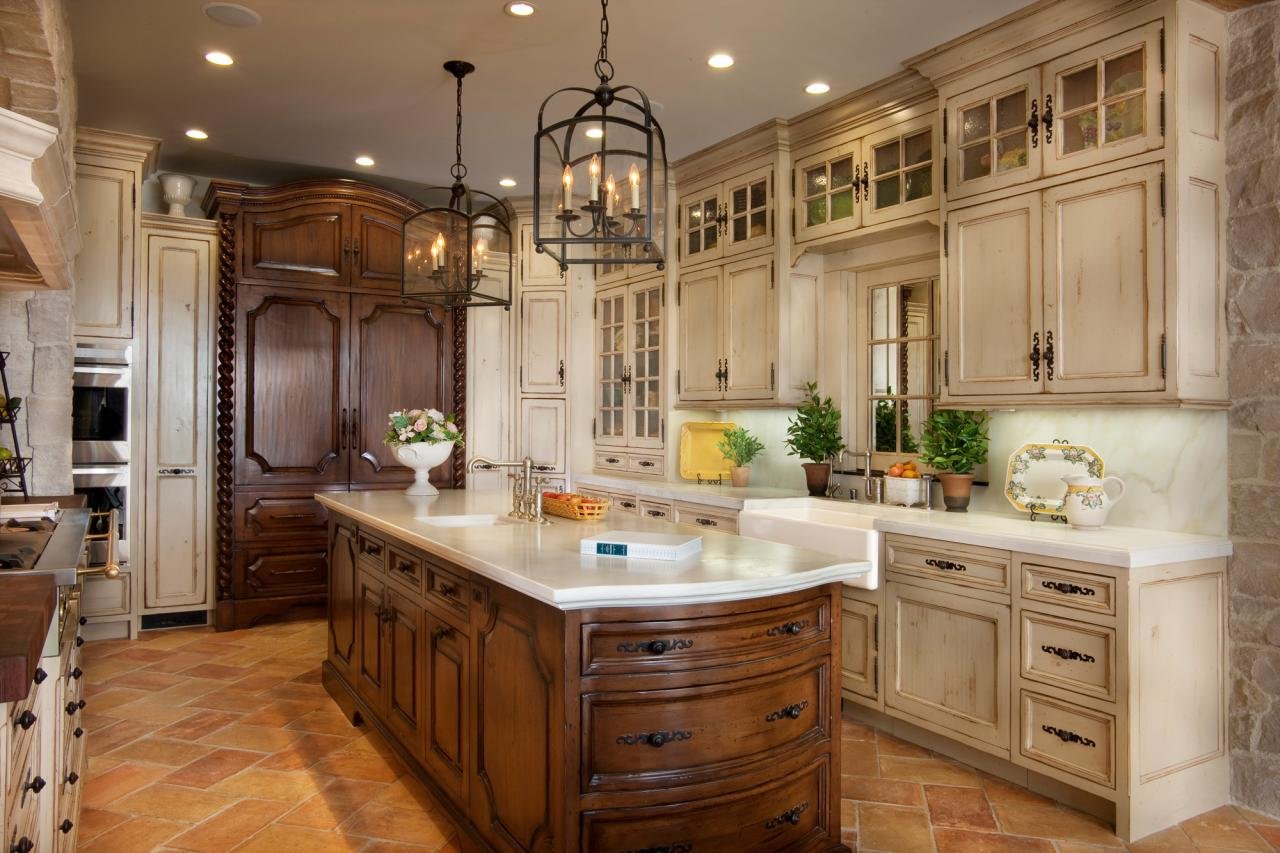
top-left (1042, 163), bottom-right (1165, 394)
top-left (722, 255), bottom-right (776, 401)
top-left (520, 223), bottom-right (563, 288)
top-left (794, 138), bottom-right (863, 243)
top-left (677, 266), bottom-right (723, 402)
top-left (627, 279), bottom-right (665, 449)
top-left (74, 163), bottom-right (136, 339)
top-left (519, 290), bottom-right (567, 395)
top-left (863, 113), bottom-right (939, 228)
top-left (723, 165), bottom-right (774, 257)
top-left (144, 228), bottom-right (213, 609)
top-left (946, 192), bottom-right (1044, 397)
top-left (946, 68), bottom-right (1043, 201)
top-left (1042, 22), bottom-right (1165, 178)
top-left (519, 397), bottom-right (567, 474)
top-left (594, 286), bottom-right (628, 447)
top-left (678, 184), bottom-right (723, 267)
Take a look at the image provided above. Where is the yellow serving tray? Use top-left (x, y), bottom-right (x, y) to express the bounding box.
top-left (678, 421), bottom-right (736, 481)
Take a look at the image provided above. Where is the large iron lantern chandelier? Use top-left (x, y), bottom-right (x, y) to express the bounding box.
top-left (533, 0), bottom-right (667, 272)
top-left (403, 60), bottom-right (512, 309)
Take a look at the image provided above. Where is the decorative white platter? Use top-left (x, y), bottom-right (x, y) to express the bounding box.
top-left (1004, 442), bottom-right (1105, 514)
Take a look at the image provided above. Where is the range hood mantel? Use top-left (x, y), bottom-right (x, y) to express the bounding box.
top-left (0, 107), bottom-right (79, 292)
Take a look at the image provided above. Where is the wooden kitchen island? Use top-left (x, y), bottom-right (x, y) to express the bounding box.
top-left (318, 490), bottom-right (870, 853)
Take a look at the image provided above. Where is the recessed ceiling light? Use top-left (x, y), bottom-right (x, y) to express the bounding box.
top-left (498, 177), bottom-right (517, 188)
top-left (505, 1), bottom-right (535, 16)
top-left (805, 81), bottom-right (831, 95)
top-left (354, 155), bottom-right (375, 167)
top-left (707, 53), bottom-right (734, 69)
top-left (185, 128), bottom-right (208, 140)
top-left (203, 2), bottom-right (261, 27)
top-left (205, 50), bottom-right (234, 66)
top-left (584, 126), bottom-right (604, 139)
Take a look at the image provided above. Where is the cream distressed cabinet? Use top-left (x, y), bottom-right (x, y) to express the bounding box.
top-left (519, 222), bottom-right (563, 288)
top-left (945, 21), bottom-right (1164, 200)
top-left (677, 255), bottom-right (777, 404)
top-left (945, 162), bottom-right (1164, 399)
top-left (677, 165), bottom-right (774, 267)
top-left (518, 290), bottom-right (567, 395)
top-left (72, 129), bottom-right (159, 340)
top-left (593, 274), bottom-right (664, 476)
top-left (514, 218), bottom-right (570, 478)
top-left (794, 111), bottom-right (939, 244)
top-left (141, 214), bottom-right (217, 612)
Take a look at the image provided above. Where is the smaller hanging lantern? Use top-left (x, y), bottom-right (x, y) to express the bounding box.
top-left (403, 60), bottom-right (512, 309)
top-left (532, 0), bottom-right (667, 272)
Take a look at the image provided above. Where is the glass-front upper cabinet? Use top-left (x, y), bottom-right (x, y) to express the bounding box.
top-left (863, 113), bottom-right (938, 227)
top-left (1042, 22), bottom-right (1164, 176)
top-left (678, 185), bottom-right (723, 266)
top-left (595, 277), bottom-right (664, 451)
top-left (595, 287), bottom-right (627, 447)
top-left (794, 139), bottom-right (861, 243)
top-left (594, 241), bottom-right (629, 287)
top-left (722, 165), bottom-right (773, 256)
top-left (946, 68), bottom-right (1042, 200)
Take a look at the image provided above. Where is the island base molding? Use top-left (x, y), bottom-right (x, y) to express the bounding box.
top-left (323, 511), bottom-right (851, 852)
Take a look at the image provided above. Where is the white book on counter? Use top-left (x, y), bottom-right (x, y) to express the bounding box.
top-left (580, 531), bottom-right (703, 561)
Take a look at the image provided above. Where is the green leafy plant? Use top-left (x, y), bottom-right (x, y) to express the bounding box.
top-left (919, 409), bottom-right (990, 474)
top-left (717, 426), bottom-right (765, 467)
top-left (785, 383), bottom-right (846, 464)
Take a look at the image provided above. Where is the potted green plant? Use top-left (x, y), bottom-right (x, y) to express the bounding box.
top-left (785, 383), bottom-right (846, 497)
top-left (919, 409), bottom-right (990, 512)
top-left (717, 426), bottom-right (765, 488)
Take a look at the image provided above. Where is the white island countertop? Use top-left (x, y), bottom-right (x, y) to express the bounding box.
top-left (317, 490), bottom-right (871, 610)
top-left (575, 472), bottom-right (809, 510)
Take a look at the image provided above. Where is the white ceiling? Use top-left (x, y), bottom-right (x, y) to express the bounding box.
top-left (70, 0), bottom-right (1032, 196)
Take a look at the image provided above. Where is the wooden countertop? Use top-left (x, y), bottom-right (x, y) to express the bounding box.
top-left (0, 573), bottom-right (55, 703)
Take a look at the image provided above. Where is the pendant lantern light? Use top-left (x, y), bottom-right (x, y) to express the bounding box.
top-left (532, 0), bottom-right (668, 272)
top-left (403, 60), bottom-right (513, 309)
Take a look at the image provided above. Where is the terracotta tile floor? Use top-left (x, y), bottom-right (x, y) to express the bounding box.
top-left (79, 620), bottom-right (1280, 852)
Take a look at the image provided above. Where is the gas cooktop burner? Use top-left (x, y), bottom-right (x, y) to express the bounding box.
top-left (0, 545), bottom-right (37, 570)
top-left (0, 518), bottom-right (56, 534)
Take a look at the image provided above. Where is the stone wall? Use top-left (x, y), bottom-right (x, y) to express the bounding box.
top-left (1226, 0), bottom-right (1280, 819)
top-left (0, 0), bottom-right (76, 496)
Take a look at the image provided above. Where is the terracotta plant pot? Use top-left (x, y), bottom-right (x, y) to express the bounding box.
top-left (937, 472), bottom-right (975, 512)
top-left (801, 462), bottom-right (831, 497)
top-left (730, 466), bottom-right (751, 488)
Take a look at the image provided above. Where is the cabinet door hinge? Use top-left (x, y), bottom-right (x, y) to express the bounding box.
top-left (661, 418), bottom-right (666, 441)
top-left (771, 208), bottom-right (775, 238)
top-left (1160, 333), bottom-right (1167, 378)
top-left (661, 286), bottom-right (666, 307)
top-left (592, 299), bottom-right (597, 319)
top-left (131, 183), bottom-right (137, 208)
top-left (873, 655), bottom-right (879, 691)
top-left (943, 222), bottom-right (949, 257)
top-left (1159, 91), bottom-right (1166, 137)
top-left (592, 417), bottom-right (597, 439)
top-left (770, 260), bottom-right (775, 289)
top-left (942, 108), bottom-right (947, 144)
top-left (770, 362), bottom-right (776, 390)
top-left (677, 205), bottom-right (682, 228)
top-left (677, 283), bottom-right (682, 306)
top-left (519, 365), bottom-right (523, 385)
top-left (874, 613), bottom-right (879, 651)
top-left (944, 350), bottom-right (951, 388)
top-left (676, 369), bottom-right (681, 394)
top-left (1159, 170), bottom-right (1166, 218)
top-left (943, 156), bottom-right (949, 193)
top-left (1159, 27), bottom-right (1165, 73)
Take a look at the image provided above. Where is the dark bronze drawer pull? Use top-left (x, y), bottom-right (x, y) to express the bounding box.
top-left (24, 775), bottom-right (45, 794)
top-left (694, 517), bottom-right (717, 527)
top-left (274, 512), bottom-right (313, 521)
top-left (1041, 580), bottom-right (1096, 596)
top-left (767, 619), bottom-right (807, 637)
top-left (432, 626), bottom-right (455, 641)
top-left (765, 700), bottom-right (809, 722)
top-left (646, 509), bottom-right (667, 518)
top-left (65, 701), bottom-right (79, 716)
top-left (925, 558), bottom-right (966, 572)
top-left (76, 636), bottom-right (84, 647)
top-left (604, 456), bottom-right (622, 464)
top-left (73, 726), bottom-right (83, 738)
top-left (616, 730), bottom-right (691, 748)
top-left (66, 771), bottom-right (79, 785)
top-left (1041, 644), bottom-right (1096, 663)
top-left (70, 667), bottom-right (83, 680)
top-left (438, 581), bottom-right (458, 598)
top-left (1042, 724), bottom-right (1096, 747)
top-left (58, 819), bottom-right (74, 834)
top-left (32, 667), bottom-right (46, 685)
top-left (10, 836), bottom-right (33, 853)
top-left (617, 638), bottom-right (694, 655)
top-left (764, 801), bottom-right (809, 829)
top-left (361, 541), bottom-right (383, 556)
top-left (620, 500), bottom-right (637, 509)
top-left (15, 710), bottom-right (36, 730)
top-left (637, 459), bottom-right (656, 468)
top-left (394, 559), bottom-right (417, 575)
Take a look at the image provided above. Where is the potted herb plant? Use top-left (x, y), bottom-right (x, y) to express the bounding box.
top-left (384, 408), bottom-right (464, 497)
top-left (919, 409), bottom-right (990, 512)
top-left (717, 425), bottom-right (765, 488)
top-left (785, 383), bottom-right (846, 497)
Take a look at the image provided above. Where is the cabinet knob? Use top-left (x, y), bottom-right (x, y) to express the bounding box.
top-left (78, 616), bottom-right (86, 626)
top-left (616, 637), bottom-right (694, 655)
top-left (767, 619), bottom-right (807, 637)
top-left (616, 729), bottom-right (691, 748)
top-left (438, 582), bottom-right (457, 598)
top-left (76, 635), bottom-right (85, 647)
top-left (24, 775), bottom-right (45, 795)
top-left (15, 710), bottom-right (36, 730)
top-left (73, 726), bottom-right (84, 738)
top-left (32, 667), bottom-right (46, 685)
top-left (70, 667), bottom-right (83, 680)
top-left (66, 771), bottom-right (79, 786)
top-left (765, 801), bottom-right (809, 829)
top-left (59, 819), bottom-right (74, 834)
top-left (10, 836), bottom-right (33, 853)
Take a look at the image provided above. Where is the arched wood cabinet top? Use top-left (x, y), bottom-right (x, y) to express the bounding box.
top-left (202, 177), bottom-right (426, 218)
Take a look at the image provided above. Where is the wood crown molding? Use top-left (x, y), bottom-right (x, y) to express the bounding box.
top-left (786, 70), bottom-right (936, 152)
top-left (74, 126), bottom-right (161, 175)
top-left (674, 118), bottom-right (789, 188)
top-left (202, 177), bottom-right (424, 217)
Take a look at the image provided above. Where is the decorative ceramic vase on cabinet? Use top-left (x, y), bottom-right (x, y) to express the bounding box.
top-left (394, 442), bottom-right (454, 496)
top-left (159, 173), bottom-right (195, 217)
top-left (1061, 474), bottom-right (1125, 529)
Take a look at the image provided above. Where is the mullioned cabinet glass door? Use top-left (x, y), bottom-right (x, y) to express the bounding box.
top-left (595, 279), bottom-right (664, 450)
top-left (678, 186), bottom-right (723, 266)
top-left (946, 68), bottom-right (1042, 201)
top-left (595, 286), bottom-right (628, 447)
top-left (722, 165), bottom-right (774, 257)
top-left (862, 113), bottom-right (939, 227)
top-left (794, 139), bottom-right (862, 243)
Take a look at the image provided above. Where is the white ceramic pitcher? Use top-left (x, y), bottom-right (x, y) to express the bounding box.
top-left (1061, 474), bottom-right (1125, 529)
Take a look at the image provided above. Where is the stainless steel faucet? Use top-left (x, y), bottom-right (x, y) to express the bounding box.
top-left (466, 456), bottom-right (552, 524)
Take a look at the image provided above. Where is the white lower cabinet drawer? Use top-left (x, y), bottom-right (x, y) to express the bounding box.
top-left (673, 502), bottom-right (738, 534)
top-left (81, 570), bottom-right (132, 617)
top-left (638, 500), bottom-right (674, 522)
top-left (594, 451), bottom-right (628, 473)
top-left (1020, 611), bottom-right (1115, 701)
top-left (627, 454), bottom-right (664, 475)
top-left (1018, 690), bottom-right (1116, 789)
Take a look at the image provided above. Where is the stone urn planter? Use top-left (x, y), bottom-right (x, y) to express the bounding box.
top-left (393, 441), bottom-right (454, 496)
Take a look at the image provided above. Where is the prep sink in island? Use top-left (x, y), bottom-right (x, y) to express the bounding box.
top-left (317, 489), bottom-right (864, 852)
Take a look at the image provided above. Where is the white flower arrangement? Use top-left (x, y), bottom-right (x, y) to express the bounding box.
top-left (383, 408), bottom-right (463, 447)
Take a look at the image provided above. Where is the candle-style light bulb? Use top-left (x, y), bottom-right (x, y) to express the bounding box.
top-left (474, 238), bottom-right (487, 271)
top-left (589, 154), bottom-right (601, 202)
top-left (561, 164), bottom-right (573, 211)
top-left (628, 163), bottom-right (640, 210)
top-left (605, 174), bottom-right (616, 216)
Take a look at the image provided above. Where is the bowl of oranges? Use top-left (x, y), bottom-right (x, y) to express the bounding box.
top-left (883, 460), bottom-right (928, 507)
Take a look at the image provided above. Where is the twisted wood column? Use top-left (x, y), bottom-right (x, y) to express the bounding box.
top-left (215, 213), bottom-right (237, 601)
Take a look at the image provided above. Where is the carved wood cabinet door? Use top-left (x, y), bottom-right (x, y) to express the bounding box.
top-left (349, 294), bottom-right (455, 487)
top-left (235, 284), bottom-right (351, 486)
top-left (241, 202), bottom-right (351, 287)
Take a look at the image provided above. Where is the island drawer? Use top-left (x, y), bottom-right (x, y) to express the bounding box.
top-left (581, 595), bottom-right (830, 676)
top-left (674, 501), bottom-right (739, 534)
top-left (1018, 690), bottom-right (1116, 789)
top-left (386, 544), bottom-right (424, 594)
top-left (356, 530), bottom-right (387, 572)
top-left (582, 658), bottom-right (829, 792)
top-left (1020, 562), bottom-right (1116, 617)
top-left (426, 561), bottom-right (470, 624)
top-left (8, 706), bottom-right (42, 829)
top-left (81, 570), bottom-right (131, 617)
top-left (581, 755), bottom-right (830, 852)
top-left (886, 535), bottom-right (1010, 594)
top-left (1020, 611), bottom-right (1115, 701)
